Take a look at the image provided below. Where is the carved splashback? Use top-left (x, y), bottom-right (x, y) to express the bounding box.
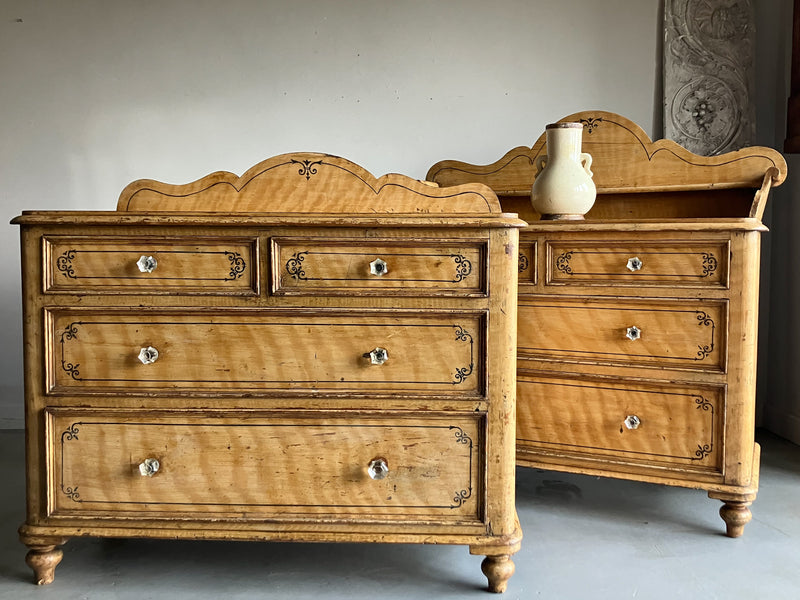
top-left (119, 153), bottom-right (501, 214)
top-left (426, 111), bottom-right (786, 196)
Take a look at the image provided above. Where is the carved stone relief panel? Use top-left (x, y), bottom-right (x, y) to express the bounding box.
top-left (664, 0), bottom-right (755, 155)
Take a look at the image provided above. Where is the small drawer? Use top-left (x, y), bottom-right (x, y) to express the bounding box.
top-left (517, 297), bottom-right (726, 372)
top-left (546, 240), bottom-right (728, 287)
top-left (515, 375), bottom-right (723, 473)
top-left (272, 238), bottom-right (486, 296)
top-left (48, 309), bottom-right (484, 396)
top-left (47, 409), bottom-right (484, 523)
top-left (45, 236), bottom-right (258, 295)
top-left (517, 241), bottom-right (537, 285)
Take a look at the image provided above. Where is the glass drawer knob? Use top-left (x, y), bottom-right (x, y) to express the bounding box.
top-left (368, 457), bottom-right (389, 480)
top-left (627, 257), bottom-right (643, 272)
top-left (137, 255), bottom-right (157, 273)
top-left (364, 347), bottom-right (388, 365)
top-left (138, 346), bottom-right (159, 364)
top-left (139, 458), bottom-right (160, 477)
top-left (369, 258), bottom-right (388, 276)
top-left (626, 326), bottom-right (642, 341)
top-left (624, 415), bottom-right (641, 430)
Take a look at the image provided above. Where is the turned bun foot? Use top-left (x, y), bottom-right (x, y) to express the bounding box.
top-left (481, 554), bottom-right (515, 593)
top-left (25, 545), bottom-right (63, 585)
top-left (719, 501), bottom-right (752, 538)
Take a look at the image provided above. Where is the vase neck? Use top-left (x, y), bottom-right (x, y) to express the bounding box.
top-left (546, 127), bottom-right (583, 161)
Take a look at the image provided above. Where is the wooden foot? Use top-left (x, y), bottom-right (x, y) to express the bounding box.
top-left (481, 554), bottom-right (515, 593)
top-left (719, 501), bottom-right (752, 538)
top-left (24, 545), bottom-right (63, 585)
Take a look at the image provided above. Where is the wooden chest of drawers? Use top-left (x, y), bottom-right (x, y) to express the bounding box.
top-left (14, 154), bottom-right (524, 592)
top-left (428, 111), bottom-right (787, 537)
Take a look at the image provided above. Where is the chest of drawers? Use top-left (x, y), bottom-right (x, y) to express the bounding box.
top-left (14, 153), bottom-right (524, 592)
top-left (428, 111), bottom-right (787, 537)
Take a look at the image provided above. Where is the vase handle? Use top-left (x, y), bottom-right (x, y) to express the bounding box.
top-left (580, 153), bottom-right (593, 177)
top-left (534, 155), bottom-right (547, 175)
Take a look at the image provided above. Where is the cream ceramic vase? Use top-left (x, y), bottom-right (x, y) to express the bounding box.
top-left (530, 122), bottom-right (596, 220)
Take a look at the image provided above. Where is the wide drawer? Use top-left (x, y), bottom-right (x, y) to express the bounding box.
top-left (272, 238), bottom-right (486, 296)
top-left (517, 297), bottom-right (725, 372)
top-left (546, 240), bottom-right (728, 287)
top-left (44, 236), bottom-right (258, 295)
top-left (515, 374), bottom-right (723, 473)
top-left (47, 409), bottom-right (485, 522)
top-left (48, 309), bottom-right (483, 395)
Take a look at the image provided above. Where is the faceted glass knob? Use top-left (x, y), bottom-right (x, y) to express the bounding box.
top-left (627, 257), bottom-right (643, 272)
top-left (139, 458), bottom-right (160, 477)
top-left (624, 415), bottom-right (642, 430)
top-left (365, 347), bottom-right (388, 365)
top-left (367, 457), bottom-right (389, 480)
top-left (137, 255), bottom-right (157, 273)
top-left (138, 346), bottom-right (159, 364)
top-left (369, 258), bottom-right (388, 276)
top-left (626, 326), bottom-right (642, 341)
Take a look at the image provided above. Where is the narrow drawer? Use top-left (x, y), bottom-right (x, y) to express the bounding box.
top-left (45, 236), bottom-right (258, 295)
top-left (48, 309), bottom-right (484, 396)
top-left (516, 375), bottom-right (723, 473)
top-left (272, 238), bottom-right (486, 296)
top-left (47, 409), bottom-right (484, 523)
top-left (517, 297), bottom-right (726, 372)
top-left (546, 240), bottom-right (728, 287)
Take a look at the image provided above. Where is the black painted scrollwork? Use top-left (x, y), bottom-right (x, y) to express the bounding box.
top-left (286, 252), bottom-right (308, 280)
top-left (701, 252), bottom-right (718, 277)
top-left (555, 251), bottom-right (573, 274)
top-left (56, 250), bottom-right (77, 279)
top-left (695, 311), bottom-right (715, 359)
top-left (60, 323), bottom-right (80, 380)
top-left (518, 253), bottom-right (529, 273)
top-left (695, 444), bottom-right (712, 459)
top-left (452, 326), bottom-right (474, 384)
top-left (581, 117), bottom-right (603, 133)
top-left (451, 254), bottom-right (472, 282)
top-left (223, 251), bottom-right (246, 280)
top-left (291, 159), bottom-right (324, 180)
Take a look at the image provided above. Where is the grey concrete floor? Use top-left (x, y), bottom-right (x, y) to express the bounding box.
top-left (0, 429), bottom-right (798, 600)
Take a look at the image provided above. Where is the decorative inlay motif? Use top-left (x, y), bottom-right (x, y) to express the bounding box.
top-left (695, 311), bottom-right (715, 359)
top-left (60, 323), bottom-right (81, 380)
top-left (451, 254), bottom-right (472, 282)
top-left (695, 396), bottom-right (713, 411)
top-left (291, 159), bottom-right (323, 180)
top-left (518, 253), bottom-right (529, 273)
top-left (56, 250), bottom-right (77, 279)
top-left (664, 0), bottom-right (755, 154)
top-left (452, 326), bottom-right (474, 385)
top-left (701, 252), bottom-right (718, 277)
top-left (286, 251), bottom-right (308, 280)
top-left (555, 251), bottom-right (573, 275)
top-left (223, 251), bottom-right (246, 280)
top-left (580, 117), bottom-right (603, 134)
top-left (62, 423), bottom-right (80, 441)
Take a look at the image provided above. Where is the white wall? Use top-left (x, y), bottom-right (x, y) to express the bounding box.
top-left (0, 0), bottom-right (662, 426)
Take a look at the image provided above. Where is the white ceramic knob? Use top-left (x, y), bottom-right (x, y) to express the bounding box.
top-left (624, 415), bottom-right (641, 430)
top-left (627, 257), bottom-right (643, 272)
top-left (365, 347), bottom-right (388, 365)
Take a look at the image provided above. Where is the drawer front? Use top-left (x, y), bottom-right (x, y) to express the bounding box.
top-left (272, 238), bottom-right (486, 296)
top-left (49, 310), bottom-right (483, 395)
top-left (518, 241), bottom-right (537, 285)
top-left (547, 240), bottom-right (728, 287)
top-left (517, 297), bottom-right (725, 372)
top-left (48, 410), bottom-right (484, 523)
top-left (45, 236), bottom-right (258, 294)
top-left (516, 375), bottom-right (723, 472)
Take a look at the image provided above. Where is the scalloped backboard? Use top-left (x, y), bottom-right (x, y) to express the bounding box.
top-left (426, 111), bottom-right (786, 196)
top-left (118, 153), bottom-right (501, 214)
